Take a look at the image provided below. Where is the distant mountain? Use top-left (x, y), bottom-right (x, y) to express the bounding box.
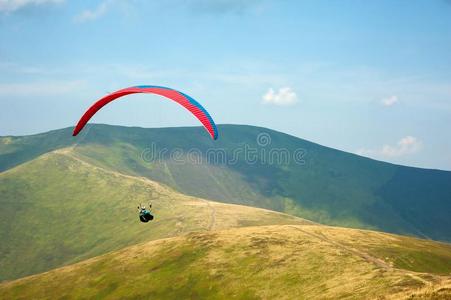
top-left (1, 225), bottom-right (450, 299)
top-left (1, 124), bottom-right (451, 242)
top-left (0, 149), bottom-right (308, 281)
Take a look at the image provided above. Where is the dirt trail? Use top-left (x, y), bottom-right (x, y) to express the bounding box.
top-left (203, 200), bottom-right (216, 231)
top-left (55, 148), bottom-right (166, 193)
top-left (289, 225), bottom-right (392, 270)
top-left (289, 225), bottom-right (442, 287)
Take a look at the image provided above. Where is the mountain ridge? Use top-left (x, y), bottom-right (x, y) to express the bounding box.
top-left (1, 124), bottom-right (450, 242)
top-left (2, 123), bottom-right (449, 171)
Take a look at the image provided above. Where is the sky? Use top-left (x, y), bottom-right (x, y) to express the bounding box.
top-left (0, 0), bottom-right (450, 170)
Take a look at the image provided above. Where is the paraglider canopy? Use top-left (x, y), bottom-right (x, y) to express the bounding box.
top-left (73, 85), bottom-right (218, 140)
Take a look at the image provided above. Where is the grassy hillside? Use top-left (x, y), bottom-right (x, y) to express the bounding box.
top-left (0, 127), bottom-right (74, 172)
top-left (0, 149), bottom-right (309, 281)
top-left (1, 124), bottom-right (450, 242)
top-left (1, 225), bottom-right (450, 300)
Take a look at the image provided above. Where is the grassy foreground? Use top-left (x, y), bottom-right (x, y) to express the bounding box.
top-left (1, 225), bottom-right (450, 300)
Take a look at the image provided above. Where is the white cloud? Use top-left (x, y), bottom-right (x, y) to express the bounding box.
top-left (0, 80), bottom-right (85, 97)
top-left (262, 87), bottom-right (298, 106)
top-left (357, 136), bottom-right (422, 158)
top-left (0, 0), bottom-right (63, 13)
top-left (74, 0), bottom-right (111, 23)
top-left (381, 136), bottom-right (422, 157)
top-left (381, 95), bottom-right (399, 107)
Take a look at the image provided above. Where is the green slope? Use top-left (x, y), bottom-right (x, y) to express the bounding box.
top-left (1, 124), bottom-right (451, 242)
top-left (0, 149), bottom-right (309, 281)
top-left (1, 225), bottom-right (450, 300)
top-left (0, 127), bottom-right (74, 172)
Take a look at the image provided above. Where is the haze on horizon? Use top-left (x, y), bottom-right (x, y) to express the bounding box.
top-left (0, 0), bottom-right (450, 170)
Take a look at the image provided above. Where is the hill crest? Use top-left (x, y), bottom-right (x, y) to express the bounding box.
top-left (1, 124), bottom-right (450, 242)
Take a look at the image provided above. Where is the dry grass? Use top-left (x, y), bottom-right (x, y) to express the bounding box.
top-left (1, 225), bottom-right (450, 300)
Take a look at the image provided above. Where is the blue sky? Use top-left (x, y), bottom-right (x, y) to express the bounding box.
top-left (1, 0), bottom-right (450, 170)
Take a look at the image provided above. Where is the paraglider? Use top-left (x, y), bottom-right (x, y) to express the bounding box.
top-left (138, 203), bottom-right (154, 223)
top-left (73, 85), bottom-right (218, 224)
top-left (72, 85), bottom-right (218, 140)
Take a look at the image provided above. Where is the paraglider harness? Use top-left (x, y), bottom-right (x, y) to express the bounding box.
top-left (138, 203), bottom-right (154, 222)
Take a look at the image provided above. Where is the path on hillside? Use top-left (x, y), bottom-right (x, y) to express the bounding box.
top-left (203, 200), bottom-right (216, 231)
top-left (54, 148), bottom-right (217, 231)
top-left (55, 148), bottom-right (167, 193)
top-left (289, 225), bottom-right (436, 286)
top-left (289, 225), bottom-right (391, 270)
